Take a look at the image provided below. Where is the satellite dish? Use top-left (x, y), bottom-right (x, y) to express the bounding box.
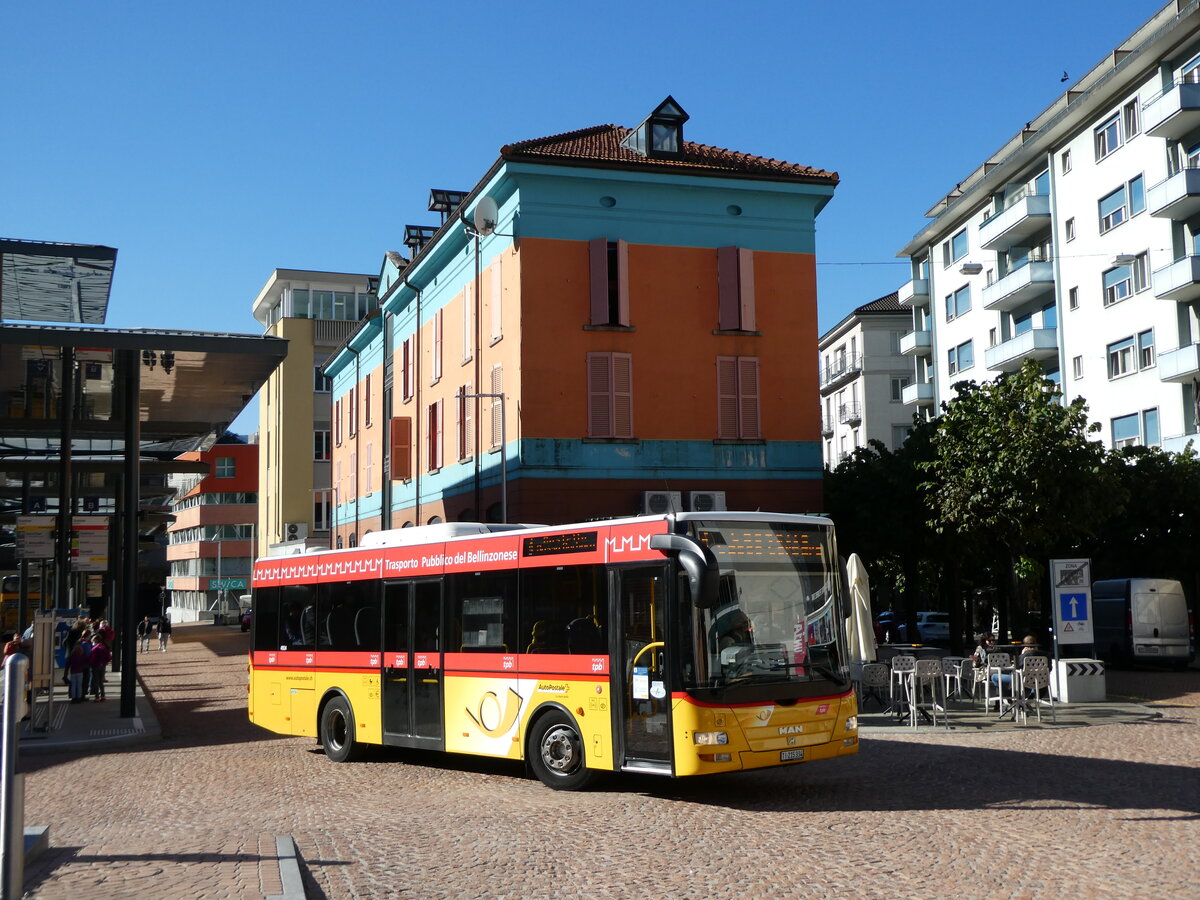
top-left (473, 196), bottom-right (498, 236)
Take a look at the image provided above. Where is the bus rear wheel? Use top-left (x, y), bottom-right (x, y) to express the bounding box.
top-left (528, 711), bottom-right (596, 791)
top-left (320, 696), bottom-right (364, 762)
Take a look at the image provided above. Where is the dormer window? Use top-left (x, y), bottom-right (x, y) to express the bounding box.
top-left (621, 96), bottom-right (689, 159)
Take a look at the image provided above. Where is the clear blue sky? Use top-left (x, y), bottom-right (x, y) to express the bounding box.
top-left (1, 1), bottom-right (1166, 432)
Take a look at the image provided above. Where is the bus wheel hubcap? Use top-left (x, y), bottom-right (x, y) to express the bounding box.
top-left (541, 726), bottom-right (578, 773)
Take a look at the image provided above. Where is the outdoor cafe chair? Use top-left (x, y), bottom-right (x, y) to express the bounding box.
top-left (889, 654), bottom-right (916, 715)
top-left (1016, 655), bottom-right (1056, 724)
top-left (939, 655), bottom-right (966, 700)
top-left (857, 663), bottom-right (890, 711)
top-left (984, 651), bottom-right (1013, 712)
top-left (909, 658), bottom-right (944, 727)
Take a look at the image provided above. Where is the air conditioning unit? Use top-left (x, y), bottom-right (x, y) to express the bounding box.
top-left (642, 491), bottom-right (682, 515)
top-left (688, 491), bottom-right (727, 512)
top-left (284, 522), bottom-right (308, 541)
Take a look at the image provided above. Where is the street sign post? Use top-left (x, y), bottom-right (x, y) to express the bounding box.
top-left (1050, 558), bottom-right (1093, 654)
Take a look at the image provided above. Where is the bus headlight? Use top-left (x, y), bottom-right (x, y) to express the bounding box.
top-left (693, 731), bottom-right (729, 746)
top-left (844, 716), bottom-right (857, 732)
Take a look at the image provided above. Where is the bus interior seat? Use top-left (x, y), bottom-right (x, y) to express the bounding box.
top-left (354, 607), bottom-right (379, 649)
top-left (566, 617), bottom-right (603, 654)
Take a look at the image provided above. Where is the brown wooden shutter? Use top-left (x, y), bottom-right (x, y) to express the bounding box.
top-left (738, 248), bottom-right (756, 331)
top-left (738, 356), bottom-right (761, 439)
top-left (589, 238), bottom-right (609, 325)
top-left (716, 356), bottom-right (739, 438)
top-left (432, 309), bottom-right (443, 383)
top-left (390, 416), bottom-right (412, 481)
top-left (717, 246), bottom-right (739, 330)
top-left (402, 339), bottom-right (412, 401)
top-left (616, 239), bottom-right (630, 326)
top-left (587, 352), bottom-right (612, 437)
top-left (612, 353), bottom-right (633, 438)
top-left (490, 365), bottom-right (503, 449)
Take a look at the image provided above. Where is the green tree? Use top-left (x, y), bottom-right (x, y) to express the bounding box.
top-left (921, 360), bottom-right (1119, 639)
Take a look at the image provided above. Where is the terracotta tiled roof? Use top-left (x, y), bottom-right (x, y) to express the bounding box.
top-left (501, 124), bottom-right (838, 185)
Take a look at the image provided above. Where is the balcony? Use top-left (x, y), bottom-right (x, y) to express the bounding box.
top-left (837, 401), bottom-right (862, 426)
top-left (899, 329), bottom-right (932, 356)
top-left (981, 261), bottom-right (1055, 312)
top-left (984, 327), bottom-right (1058, 373)
top-left (821, 415), bottom-right (835, 437)
top-left (1147, 168), bottom-right (1200, 220)
top-left (1144, 82), bottom-right (1200, 141)
top-left (820, 353), bottom-right (862, 391)
top-left (1161, 432), bottom-right (1199, 455)
top-left (1158, 342), bottom-right (1200, 383)
top-left (1152, 255), bottom-right (1200, 303)
top-left (898, 278), bottom-right (930, 307)
top-left (978, 194), bottom-right (1051, 251)
top-left (901, 381), bottom-right (935, 407)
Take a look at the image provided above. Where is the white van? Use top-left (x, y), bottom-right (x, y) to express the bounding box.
top-left (1091, 579), bottom-right (1194, 668)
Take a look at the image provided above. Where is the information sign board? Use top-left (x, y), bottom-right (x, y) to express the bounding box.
top-left (1050, 558), bottom-right (1092, 645)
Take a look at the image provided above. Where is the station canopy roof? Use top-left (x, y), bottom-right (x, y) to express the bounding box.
top-left (1, 239), bottom-right (117, 325)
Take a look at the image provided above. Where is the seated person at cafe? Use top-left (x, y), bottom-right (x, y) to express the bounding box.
top-left (990, 634), bottom-right (1040, 689)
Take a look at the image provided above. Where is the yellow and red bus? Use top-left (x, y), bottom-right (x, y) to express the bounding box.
top-left (247, 512), bottom-right (858, 789)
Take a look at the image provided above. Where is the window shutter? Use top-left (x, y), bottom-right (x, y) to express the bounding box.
top-left (432, 309), bottom-right (443, 383)
top-left (738, 357), bottom-right (761, 439)
top-left (334, 399), bottom-right (342, 446)
top-left (616, 239), bottom-right (630, 326)
top-left (717, 246), bottom-right (739, 330)
top-left (490, 258), bottom-right (503, 343)
top-left (365, 374), bottom-right (373, 426)
top-left (738, 248), bottom-right (756, 331)
top-left (455, 387), bottom-right (464, 460)
top-left (490, 365), bottom-right (503, 449)
top-left (589, 238), bottom-right (609, 325)
top-left (716, 356), bottom-right (739, 438)
top-left (461, 290), bottom-right (472, 364)
top-left (587, 352), bottom-right (612, 437)
top-left (612, 353), bottom-right (633, 438)
top-left (390, 416), bottom-right (412, 481)
top-left (464, 383), bottom-right (474, 458)
top-left (402, 339), bottom-right (412, 401)
top-left (427, 401), bottom-right (443, 471)
top-left (365, 442), bottom-right (373, 494)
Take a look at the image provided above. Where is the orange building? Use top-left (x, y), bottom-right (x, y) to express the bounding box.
top-left (325, 98), bottom-right (837, 541)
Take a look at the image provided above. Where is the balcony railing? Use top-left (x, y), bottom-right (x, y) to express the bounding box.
top-left (1147, 167), bottom-right (1200, 221)
top-left (1158, 342), bottom-right (1200, 383)
top-left (1144, 81), bottom-right (1200, 140)
top-left (900, 381), bottom-right (934, 406)
top-left (821, 415), bottom-right (835, 437)
top-left (981, 260), bottom-right (1055, 312)
top-left (984, 327), bottom-right (1058, 372)
top-left (820, 353), bottom-right (862, 390)
top-left (1152, 255), bottom-right (1200, 304)
top-left (837, 402), bottom-right (862, 425)
top-left (978, 194), bottom-right (1051, 251)
top-left (898, 278), bottom-right (930, 307)
top-left (899, 329), bottom-right (932, 356)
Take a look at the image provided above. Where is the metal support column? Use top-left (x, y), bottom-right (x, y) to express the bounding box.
top-left (119, 349), bottom-right (140, 718)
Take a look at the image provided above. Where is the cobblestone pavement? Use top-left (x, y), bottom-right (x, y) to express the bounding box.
top-left (18, 624), bottom-right (1200, 899)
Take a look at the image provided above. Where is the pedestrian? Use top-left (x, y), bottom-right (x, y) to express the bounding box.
top-left (3, 632), bottom-right (22, 659)
top-left (137, 616), bottom-right (154, 653)
top-left (66, 642), bottom-right (89, 703)
top-left (158, 615), bottom-right (172, 651)
top-left (78, 629), bottom-right (94, 698)
top-left (89, 635), bottom-right (112, 702)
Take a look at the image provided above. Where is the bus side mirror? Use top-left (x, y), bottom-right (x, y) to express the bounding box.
top-left (649, 533), bottom-right (718, 609)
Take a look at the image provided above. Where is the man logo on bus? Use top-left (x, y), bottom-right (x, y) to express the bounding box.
top-left (466, 687), bottom-right (523, 737)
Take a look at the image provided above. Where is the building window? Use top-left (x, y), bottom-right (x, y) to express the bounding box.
top-left (988, 327), bottom-right (997, 347)
top-left (586, 352), bottom-right (634, 439)
top-left (1061, 148), bottom-right (1072, 174)
top-left (1069, 286), bottom-right (1079, 310)
top-left (947, 340), bottom-right (974, 376)
top-left (334, 399), bottom-right (342, 446)
top-left (1123, 98), bottom-right (1140, 140)
top-left (1103, 265), bottom-right (1132, 306)
top-left (1107, 336), bottom-right (1136, 379)
top-left (891, 425), bottom-right (911, 450)
top-left (1112, 409), bottom-right (1160, 448)
top-left (348, 387), bottom-right (357, 436)
top-left (313, 491), bottom-right (331, 532)
top-left (1065, 217), bottom-right (1075, 242)
top-left (942, 229), bottom-right (968, 267)
top-left (401, 338), bottom-right (413, 402)
top-left (432, 308), bottom-right (443, 384)
top-left (716, 356), bottom-right (761, 440)
top-left (490, 365), bottom-right (504, 450)
top-left (1072, 356), bottom-right (1083, 380)
top-left (456, 384), bottom-right (474, 462)
top-left (427, 400), bottom-right (443, 471)
top-left (1094, 112), bottom-right (1121, 160)
top-left (889, 331), bottom-right (903, 354)
top-left (364, 374), bottom-right (373, 427)
top-left (589, 239), bottom-right (630, 326)
top-left (944, 285), bottom-right (971, 320)
top-left (890, 376), bottom-right (910, 401)
top-left (1099, 176), bottom-right (1145, 233)
top-left (717, 246), bottom-right (756, 330)
top-left (215, 457), bottom-right (235, 478)
top-left (314, 430), bottom-right (331, 461)
top-left (365, 442), bottom-right (374, 494)
top-left (1138, 329), bottom-right (1155, 369)
top-left (314, 367), bottom-right (331, 392)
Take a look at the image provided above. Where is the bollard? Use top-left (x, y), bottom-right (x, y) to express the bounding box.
top-left (0, 654), bottom-right (28, 900)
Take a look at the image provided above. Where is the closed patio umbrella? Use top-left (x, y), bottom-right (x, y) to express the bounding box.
top-left (845, 553), bottom-right (876, 663)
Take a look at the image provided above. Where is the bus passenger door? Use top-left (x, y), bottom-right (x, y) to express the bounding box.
top-left (382, 579), bottom-right (444, 749)
top-left (616, 566), bottom-right (672, 771)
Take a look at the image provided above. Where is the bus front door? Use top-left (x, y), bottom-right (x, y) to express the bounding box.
top-left (382, 579), bottom-right (444, 749)
top-left (617, 566), bottom-right (672, 772)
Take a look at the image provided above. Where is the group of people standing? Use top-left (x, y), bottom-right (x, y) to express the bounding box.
top-left (63, 617), bottom-right (116, 703)
top-left (136, 615), bottom-right (171, 653)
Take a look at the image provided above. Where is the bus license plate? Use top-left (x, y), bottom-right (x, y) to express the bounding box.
top-left (780, 749), bottom-right (804, 762)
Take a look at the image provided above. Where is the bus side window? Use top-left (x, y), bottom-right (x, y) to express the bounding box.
top-left (449, 571), bottom-right (517, 653)
top-left (281, 584), bottom-right (316, 650)
top-left (252, 587), bottom-right (281, 652)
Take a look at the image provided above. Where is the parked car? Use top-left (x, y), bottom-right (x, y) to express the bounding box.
top-left (240, 609), bottom-right (252, 632)
top-left (894, 611), bottom-right (950, 644)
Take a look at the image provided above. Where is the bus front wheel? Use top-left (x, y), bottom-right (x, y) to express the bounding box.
top-left (320, 696), bottom-right (364, 762)
top-left (527, 712), bottom-right (596, 791)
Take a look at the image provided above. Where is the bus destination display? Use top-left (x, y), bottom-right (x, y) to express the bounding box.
top-left (696, 527), bottom-right (825, 562)
top-left (522, 530), bottom-right (598, 558)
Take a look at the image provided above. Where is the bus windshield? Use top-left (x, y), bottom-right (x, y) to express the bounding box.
top-left (682, 521), bottom-right (848, 694)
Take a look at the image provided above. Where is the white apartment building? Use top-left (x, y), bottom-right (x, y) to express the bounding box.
top-left (818, 292), bottom-right (914, 466)
top-left (897, 0), bottom-right (1200, 453)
